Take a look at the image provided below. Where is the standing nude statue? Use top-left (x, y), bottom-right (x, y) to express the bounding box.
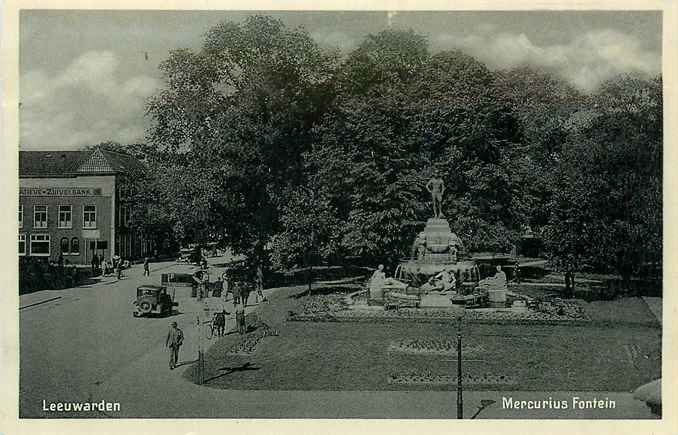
top-left (426, 175), bottom-right (445, 218)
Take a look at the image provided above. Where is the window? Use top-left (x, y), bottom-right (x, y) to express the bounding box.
top-left (19, 205), bottom-right (23, 228)
top-left (60, 237), bottom-right (70, 255)
top-left (83, 205), bottom-right (96, 229)
top-left (34, 205), bottom-right (48, 228)
top-left (30, 234), bottom-right (50, 256)
top-left (19, 233), bottom-right (26, 255)
top-left (70, 238), bottom-right (80, 255)
top-left (58, 205), bottom-right (72, 228)
top-left (89, 240), bottom-right (107, 250)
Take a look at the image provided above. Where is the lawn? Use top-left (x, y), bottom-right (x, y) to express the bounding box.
top-left (187, 285), bottom-right (661, 392)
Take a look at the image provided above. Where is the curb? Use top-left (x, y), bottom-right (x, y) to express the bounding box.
top-left (19, 296), bottom-right (62, 310)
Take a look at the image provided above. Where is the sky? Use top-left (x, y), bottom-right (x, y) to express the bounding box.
top-left (19, 10), bottom-right (662, 150)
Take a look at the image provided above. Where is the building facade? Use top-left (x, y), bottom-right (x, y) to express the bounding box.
top-left (19, 147), bottom-right (145, 264)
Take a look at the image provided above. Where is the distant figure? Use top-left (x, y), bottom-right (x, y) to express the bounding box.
top-left (91, 253), bottom-right (99, 275)
top-left (255, 264), bottom-right (267, 303)
top-left (241, 282), bottom-right (252, 307)
top-left (143, 257), bottom-right (150, 277)
top-left (221, 272), bottom-right (230, 302)
top-left (116, 258), bottom-right (124, 280)
top-left (565, 269), bottom-right (575, 298)
top-left (426, 174), bottom-right (445, 218)
top-left (193, 269), bottom-right (207, 298)
top-left (233, 280), bottom-right (242, 305)
top-left (213, 309), bottom-right (227, 336)
top-left (514, 262), bottom-right (521, 284)
top-left (235, 302), bottom-right (246, 335)
top-left (165, 321), bottom-right (184, 370)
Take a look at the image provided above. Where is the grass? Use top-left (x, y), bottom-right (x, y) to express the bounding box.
top-left (187, 285), bottom-right (661, 392)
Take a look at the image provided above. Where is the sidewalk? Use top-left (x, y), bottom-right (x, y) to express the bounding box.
top-left (19, 260), bottom-right (178, 309)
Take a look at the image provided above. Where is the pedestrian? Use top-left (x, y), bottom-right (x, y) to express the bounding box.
top-left (213, 309), bottom-right (227, 336)
top-left (165, 321), bottom-right (184, 370)
top-left (255, 264), bottom-right (267, 303)
top-left (91, 253), bottom-right (99, 275)
top-left (241, 282), bottom-right (251, 307)
top-left (514, 262), bottom-right (521, 284)
top-left (143, 257), bottom-right (150, 277)
top-left (235, 302), bottom-right (246, 335)
top-left (116, 259), bottom-right (122, 280)
top-left (193, 269), bottom-right (208, 298)
top-left (232, 280), bottom-right (242, 305)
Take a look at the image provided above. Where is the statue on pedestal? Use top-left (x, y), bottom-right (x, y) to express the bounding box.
top-left (426, 175), bottom-right (445, 219)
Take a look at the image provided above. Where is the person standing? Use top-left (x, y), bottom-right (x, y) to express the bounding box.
top-left (241, 282), bottom-right (252, 307)
top-left (235, 302), bottom-right (246, 335)
top-left (143, 257), bottom-right (150, 277)
top-left (514, 262), bottom-right (521, 284)
top-left (193, 269), bottom-right (206, 299)
top-left (213, 309), bottom-right (227, 336)
top-left (255, 264), bottom-right (267, 303)
top-left (165, 321), bottom-right (184, 370)
top-left (91, 253), bottom-right (99, 275)
top-left (232, 280), bottom-right (242, 305)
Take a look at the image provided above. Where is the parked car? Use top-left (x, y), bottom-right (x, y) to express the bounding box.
top-left (133, 285), bottom-right (178, 317)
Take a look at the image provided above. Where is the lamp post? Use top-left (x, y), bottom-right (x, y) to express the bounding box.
top-left (456, 314), bottom-right (463, 419)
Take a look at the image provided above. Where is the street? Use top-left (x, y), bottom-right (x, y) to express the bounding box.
top-left (19, 258), bottom-right (235, 417)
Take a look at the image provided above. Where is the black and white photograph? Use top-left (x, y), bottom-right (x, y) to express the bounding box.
top-left (2, 1), bottom-right (674, 427)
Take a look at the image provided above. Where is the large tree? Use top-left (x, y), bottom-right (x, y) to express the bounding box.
top-left (542, 75), bottom-right (662, 286)
top-left (146, 15), bottom-right (337, 260)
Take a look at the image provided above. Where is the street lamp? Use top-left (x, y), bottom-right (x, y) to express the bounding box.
top-left (456, 314), bottom-right (463, 419)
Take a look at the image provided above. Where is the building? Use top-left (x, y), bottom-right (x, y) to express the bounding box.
top-left (19, 147), bottom-right (146, 264)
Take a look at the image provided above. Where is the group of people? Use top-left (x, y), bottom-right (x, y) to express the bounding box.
top-left (91, 253), bottom-right (127, 280)
top-left (165, 262), bottom-right (271, 370)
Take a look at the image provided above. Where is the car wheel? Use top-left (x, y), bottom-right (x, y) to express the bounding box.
top-left (138, 300), bottom-right (152, 314)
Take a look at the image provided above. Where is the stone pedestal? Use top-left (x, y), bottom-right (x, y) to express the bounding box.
top-left (424, 218), bottom-right (453, 254)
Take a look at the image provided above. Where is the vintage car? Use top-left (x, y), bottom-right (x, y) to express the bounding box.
top-left (133, 285), bottom-right (178, 317)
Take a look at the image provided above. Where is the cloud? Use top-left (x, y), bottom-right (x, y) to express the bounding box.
top-left (20, 50), bottom-right (160, 150)
top-left (433, 29), bottom-right (660, 92)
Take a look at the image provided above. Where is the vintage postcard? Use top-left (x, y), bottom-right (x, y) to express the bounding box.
top-left (1, 0), bottom-right (676, 434)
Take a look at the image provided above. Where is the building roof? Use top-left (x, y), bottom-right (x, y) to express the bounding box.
top-left (20, 147), bottom-right (145, 178)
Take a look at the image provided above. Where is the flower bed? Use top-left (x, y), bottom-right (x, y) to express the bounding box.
top-left (225, 323), bottom-right (280, 356)
top-left (300, 293), bottom-right (349, 315)
top-left (388, 371), bottom-right (517, 386)
top-left (289, 305), bottom-right (592, 325)
top-left (388, 338), bottom-right (484, 356)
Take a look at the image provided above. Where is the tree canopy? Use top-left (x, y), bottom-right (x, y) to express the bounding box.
top-left (139, 15), bottom-right (662, 278)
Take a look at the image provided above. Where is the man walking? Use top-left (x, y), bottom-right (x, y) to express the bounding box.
top-left (143, 257), bottom-right (150, 277)
top-left (165, 321), bottom-right (184, 370)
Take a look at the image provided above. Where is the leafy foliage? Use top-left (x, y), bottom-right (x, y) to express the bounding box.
top-left (140, 17), bottom-right (662, 280)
